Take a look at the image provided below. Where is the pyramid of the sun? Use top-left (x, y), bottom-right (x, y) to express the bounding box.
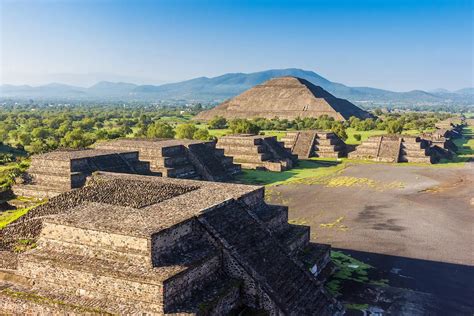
top-left (195, 76), bottom-right (371, 121)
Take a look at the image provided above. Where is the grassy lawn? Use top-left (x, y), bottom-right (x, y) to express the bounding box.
top-left (0, 196), bottom-right (45, 229)
top-left (345, 128), bottom-right (386, 145)
top-left (0, 207), bottom-right (31, 229)
top-left (453, 126), bottom-right (474, 158)
top-left (236, 159), bottom-right (346, 186)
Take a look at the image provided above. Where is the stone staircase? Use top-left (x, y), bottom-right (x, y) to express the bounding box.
top-left (197, 200), bottom-right (340, 315)
top-left (399, 136), bottom-right (434, 163)
top-left (216, 135), bottom-right (297, 171)
top-left (349, 135), bottom-right (435, 163)
top-left (282, 131), bottom-right (346, 159)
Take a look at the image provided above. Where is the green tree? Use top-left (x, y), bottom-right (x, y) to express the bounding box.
top-left (208, 116), bottom-right (227, 129)
top-left (61, 128), bottom-right (96, 148)
top-left (193, 128), bottom-right (213, 141)
top-left (146, 121), bottom-right (175, 139)
top-left (176, 123), bottom-right (198, 139)
top-left (386, 121), bottom-right (403, 134)
top-left (228, 119), bottom-right (261, 135)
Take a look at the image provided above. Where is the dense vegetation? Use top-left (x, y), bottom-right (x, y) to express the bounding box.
top-left (0, 105), bottom-right (454, 156)
top-left (0, 104), bottom-right (212, 155)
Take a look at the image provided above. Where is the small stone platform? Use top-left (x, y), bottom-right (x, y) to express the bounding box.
top-left (0, 172), bottom-right (343, 315)
top-left (282, 130), bottom-right (347, 159)
top-left (349, 135), bottom-right (436, 163)
top-left (216, 135), bottom-right (298, 171)
top-left (12, 149), bottom-right (150, 199)
top-left (95, 138), bottom-right (241, 181)
top-left (421, 130), bottom-right (458, 160)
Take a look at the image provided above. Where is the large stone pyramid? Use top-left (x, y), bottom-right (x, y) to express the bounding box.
top-left (195, 76), bottom-right (371, 121)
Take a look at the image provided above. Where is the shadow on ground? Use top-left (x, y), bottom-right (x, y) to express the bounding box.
top-left (332, 248), bottom-right (474, 315)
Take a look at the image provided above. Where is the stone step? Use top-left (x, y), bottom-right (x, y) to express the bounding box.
top-left (276, 224), bottom-right (310, 254)
top-left (29, 158), bottom-right (70, 169)
top-left (164, 273), bottom-right (240, 315)
top-left (230, 152), bottom-right (273, 163)
top-left (12, 184), bottom-right (65, 199)
top-left (216, 144), bottom-right (266, 155)
top-left (27, 172), bottom-right (77, 188)
top-left (297, 243), bottom-right (332, 279)
top-left (37, 238), bottom-right (151, 266)
top-left (0, 281), bottom-right (162, 314)
top-left (252, 204), bottom-right (289, 233)
top-left (157, 165), bottom-right (198, 178)
top-left (39, 221), bottom-right (150, 258)
top-left (18, 249), bottom-right (166, 304)
top-left (315, 151), bottom-right (343, 158)
top-left (152, 155), bottom-right (191, 168)
top-left (26, 165), bottom-right (71, 175)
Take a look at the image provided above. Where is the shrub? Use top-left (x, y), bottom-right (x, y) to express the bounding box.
top-left (146, 121), bottom-right (175, 139)
top-left (176, 123), bottom-right (198, 139)
top-left (353, 134), bottom-right (362, 141)
top-left (208, 116), bottom-right (227, 129)
top-left (228, 119), bottom-right (261, 135)
top-left (193, 128), bottom-right (213, 141)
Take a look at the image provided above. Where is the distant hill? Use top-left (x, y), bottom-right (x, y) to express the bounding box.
top-left (1, 68), bottom-right (472, 105)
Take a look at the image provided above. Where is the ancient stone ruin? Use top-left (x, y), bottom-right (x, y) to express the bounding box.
top-left (12, 149), bottom-right (150, 199)
top-left (195, 76), bottom-right (372, 121)
top-left (421, 130), bottom-right (458, 160)
top-left (282, 130), bottom-right (347, 159)
top-left (349, 135), bottom-right (436, 163)
top-left (0, 172), bottom-right (343, 315)
top-left (216, 135), bottom-right (298, 171)
top-left (95, 138), bottom-right (241, 181)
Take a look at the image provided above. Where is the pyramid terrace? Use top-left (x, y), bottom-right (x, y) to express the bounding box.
top-left (0, 172), bottom-right (343, 315)
top-left (95, 138), bottom-right (241, 181)
top-left (13, 149), bottom-right (150, 199)
top-left (216, 134), bottom-right (297, 171)
top-left (282, 130), bottom-right (347, 159)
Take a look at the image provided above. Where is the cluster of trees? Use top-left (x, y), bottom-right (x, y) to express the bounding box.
top-left (208, 115), bottom-right (349, 140)
top-left (348, 112), bottom-right (453, 134)
top-left (0, 106), bottom-right (214, 155)
top-left (207, 111), bottom-right (454, 140)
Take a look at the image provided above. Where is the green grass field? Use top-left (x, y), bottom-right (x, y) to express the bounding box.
top-left (236, 159), bottom-right (346, 186)
top-left (453, 126), bottom-right (474, 158)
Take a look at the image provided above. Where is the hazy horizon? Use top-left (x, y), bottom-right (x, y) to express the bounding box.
top-left (1, 0), bottom-right (473, 91)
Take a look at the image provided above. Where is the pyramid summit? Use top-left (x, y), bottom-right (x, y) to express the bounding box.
top-left (195, 76), bottom-right (372, 121)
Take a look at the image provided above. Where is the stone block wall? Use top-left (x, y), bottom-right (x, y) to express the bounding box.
top-left (216, 135), bottom-right (296, 171)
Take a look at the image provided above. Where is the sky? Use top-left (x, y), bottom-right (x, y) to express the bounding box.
top-left (0, 0), bottom-right (472, 91)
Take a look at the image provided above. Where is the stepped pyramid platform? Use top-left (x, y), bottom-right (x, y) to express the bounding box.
top-left (12, 149), bottom-right (150, 199)
top-left (421, 130), bottom-right (457, 160)
top-left (195, 76), bottom-right (372, 121)
top-left (0, 173), bottom-right (343, 315)
top-left (349, 135), bottom-right (436, 163)
top-left (95, 138), bottom-right (241, 182)
top-left (282, 130), bottom-right (347, 159)
top-left (216, 134), bottom-right (298, 171)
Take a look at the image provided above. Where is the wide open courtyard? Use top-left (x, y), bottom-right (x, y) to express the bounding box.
top-left (246, 160), bottom-right (473, 315)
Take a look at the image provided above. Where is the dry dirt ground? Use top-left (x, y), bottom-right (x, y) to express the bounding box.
top-left (267, 162), bottom-right (473, 315)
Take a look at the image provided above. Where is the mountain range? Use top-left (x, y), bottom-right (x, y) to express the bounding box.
top-left (1, 68), bottom-right (472, 105)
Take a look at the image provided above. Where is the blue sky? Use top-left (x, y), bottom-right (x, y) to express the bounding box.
top-left (1, 0), bottom-right (472, 91)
